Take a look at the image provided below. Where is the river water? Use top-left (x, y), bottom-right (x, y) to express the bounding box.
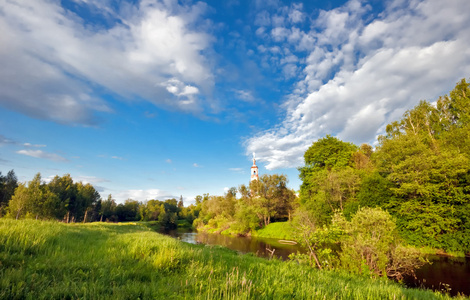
top-left (163, 229), bottom-right (306, 260)
top-left (163, 229), bottom-right (470, 296)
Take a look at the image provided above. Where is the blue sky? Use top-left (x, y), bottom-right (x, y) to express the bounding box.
top-left (1, 0), bottom-right (470, 204)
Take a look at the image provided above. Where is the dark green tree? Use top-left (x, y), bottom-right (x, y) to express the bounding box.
top-left (299, 136), bottom-right (360, 224)
top-left (0, 170), bottom-right (18, 216)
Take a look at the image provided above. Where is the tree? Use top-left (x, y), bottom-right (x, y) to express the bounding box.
top-left (115, 199), bottom-right (141, 222)
top-left (101, 194), bottom-right (117, 222)
top-left (178, 195), bottom-right (184, 209)
top-left (28, 173), bottom-right (60, 219)
top-left (8, 183), bottom-right (29, 219)
top-left (158, 199), bottom-right (179, 229)
top-left (249, 174), bottom-right (296, 226)
top-left (7, 173), bottom-right (58, 220)
top-left (76, 182), bottom-right (100, 222)
top-left (303, 135), bottom-right (357, 169)
top-left (0, 170), bottom-right (18, 216)
top-left (48, 174), bottom-right (77, 222)
top-left (299, 136), bottom-right (360, 224)
top-left (290, 209), bottom-right (341, 270)
top-left (374, 79), bottom-right (470, 251)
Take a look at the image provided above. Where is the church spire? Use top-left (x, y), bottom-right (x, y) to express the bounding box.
top-left (251, 152), bottom-right (259, 181)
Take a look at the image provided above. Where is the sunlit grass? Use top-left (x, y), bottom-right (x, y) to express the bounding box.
top-left (0, 219), bottom-right (462, 299)
top-left (253, 221), bottom-right (298, 241)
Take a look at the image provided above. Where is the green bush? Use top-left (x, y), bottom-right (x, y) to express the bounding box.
top-left (333, 207), bottom-right (426, 279)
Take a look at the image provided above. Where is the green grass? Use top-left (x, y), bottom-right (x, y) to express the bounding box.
top-left (253, 221), bottom-right (298, 241)
top-left (0, 219), bottom-right (464, 299)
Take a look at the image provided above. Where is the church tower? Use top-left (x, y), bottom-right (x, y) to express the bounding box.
top-left (251, 153), bottom-right (259, 181)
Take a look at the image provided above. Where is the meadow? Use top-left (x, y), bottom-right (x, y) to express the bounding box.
top-left (0, 219), bottom-right (463, 299)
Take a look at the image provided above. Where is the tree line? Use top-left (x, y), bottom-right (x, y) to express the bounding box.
top-left (193, 174), bottom-right (297, 234)
top-left (0, 172), bottom-right (199, 228)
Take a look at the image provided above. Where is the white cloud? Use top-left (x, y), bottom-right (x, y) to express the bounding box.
top-left (165, 158), bottom-right (172, 163)
top-left (193, 163), bottom-right (201, 168)
top-left (115, 189), bottom-right (175, 202)
top-left (288, 4), bottom-right (305, 23)
top-left (235, 90), bottom-right (256, 102)
top-left (23, 143), bottom-right (47, 148)
top-left (255, 10), bottom-right (271, 27)
top-left (74, 175), bottom-right (110, 184)
top-left (0, 0), bottom-right (213, 124)
top-left (246, 0), bottom-right (470, 170)
top-left (229, 167), bottom-right (245, 174)
top-left (16, 149), bottom-right (68, 162)
top-left (271, 27), bottom-right (290, 42)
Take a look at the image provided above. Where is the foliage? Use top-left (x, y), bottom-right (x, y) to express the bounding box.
top-left (0, 219), bottom-right (454, 300)
top-left (247, 174), bottom-right (296, 226)
top-left (299, 136), bottom-right (366, 224)
top-left (8, 173), bottom-right (60, 220)
top-left (0, 170), bottom-right (18, 217)
top-left (303, 135), bottom-right (357, 169)
top-left (373, 78), bottom-right (470, 252)
top-left (290, 209), bottom-right (341, 270)
top-left (140, 198), bottom-right (198, 229)
top-left (333, 207), bottom-right (426, 280)
top-left (195, 175), bottom-right (297, 236)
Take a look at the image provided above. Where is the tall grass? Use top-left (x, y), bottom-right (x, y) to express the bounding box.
top-left (0, 219), bottom-right (462, 299)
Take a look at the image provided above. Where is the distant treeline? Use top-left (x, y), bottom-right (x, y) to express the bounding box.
top-left (0, 172), bottom-right (199, 228)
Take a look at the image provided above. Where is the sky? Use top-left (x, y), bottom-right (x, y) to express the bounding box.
top-left (1, 0), bottom-right (470, 204)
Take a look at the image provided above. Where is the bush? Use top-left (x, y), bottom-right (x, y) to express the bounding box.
top-left (333, 207), bottom-right (425, 279)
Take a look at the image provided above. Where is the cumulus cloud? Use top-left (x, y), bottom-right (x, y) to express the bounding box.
top-left (246, 0), bottom-right (470, 170)
top-left (115, 189), bottom-right (176, 202)
top-left (0, 0), bottom-right (213, 124)
top-left (16, 149), bottom-right (68, 162)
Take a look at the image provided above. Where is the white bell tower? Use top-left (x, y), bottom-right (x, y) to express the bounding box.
top-left (251, 152), bottom-right (259, 181)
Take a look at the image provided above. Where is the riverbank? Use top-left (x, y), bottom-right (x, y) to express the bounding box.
top-left (211, 221), bottom-right (468, 258)
top-left (0, 219), bottom-right (463, 299)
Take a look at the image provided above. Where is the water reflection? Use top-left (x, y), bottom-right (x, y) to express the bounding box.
top-left (162, 229), bottom-right (470, 296)
top-left (404, 255), bottom-right (470, 297)
top-left (163, 229), bottom-right (305, 260)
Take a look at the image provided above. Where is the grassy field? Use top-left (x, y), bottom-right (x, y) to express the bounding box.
top-left (0, 219), bottom-right (463, 299)
top-left (253, 221), bottom-right (298, 241)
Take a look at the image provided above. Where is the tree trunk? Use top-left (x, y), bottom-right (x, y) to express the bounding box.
top-left (311, 251), bottom-right (322, 270)
top-left (83, 210), bottom-right (88, 223)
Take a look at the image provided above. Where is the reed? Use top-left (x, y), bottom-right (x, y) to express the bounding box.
top-left (0, 219), bottom-right (462, 299)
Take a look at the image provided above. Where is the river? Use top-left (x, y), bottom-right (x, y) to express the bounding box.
top-left (162, 229), bottom-right (470, 296)
top-left (163, 229), bottom-right (306, 260)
